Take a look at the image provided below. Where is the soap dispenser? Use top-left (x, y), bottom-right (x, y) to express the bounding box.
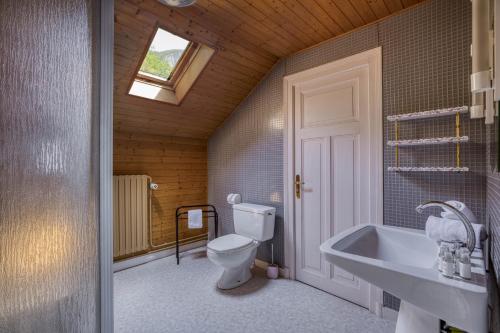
top-left (441, 250), bottom-right (455, 278)
top-left (458, 251), bottom-right (472, 280)
top-left (438, 243), bottom-right (450, 272)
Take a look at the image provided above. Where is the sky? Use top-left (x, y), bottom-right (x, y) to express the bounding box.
top-left (150, 28), bottom-right (189, 52)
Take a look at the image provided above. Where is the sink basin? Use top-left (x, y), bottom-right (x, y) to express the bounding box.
top-left (320, 224), bottom-right (488, 333)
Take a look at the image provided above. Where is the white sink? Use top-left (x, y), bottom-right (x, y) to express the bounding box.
top-left (320, 224), bottom-right (488, 333)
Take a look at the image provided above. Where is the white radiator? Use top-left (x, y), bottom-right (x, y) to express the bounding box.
top-left (113, 175), bottom-right (150, 258)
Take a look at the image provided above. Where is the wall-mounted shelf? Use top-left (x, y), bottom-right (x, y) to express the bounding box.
top-left (388, 167), bottom-right (469, 172)
top-left (387, 106), bottom-right (469, 122)
top-left (388, 106), bottom-right (468, 172)
top-left (387, 136), bottom-right (469, 147)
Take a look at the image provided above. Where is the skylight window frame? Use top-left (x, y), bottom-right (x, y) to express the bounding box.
top-left (134, 26), bottom-right (196, 88)
top-left (127, 25), bottom-right (216, 106)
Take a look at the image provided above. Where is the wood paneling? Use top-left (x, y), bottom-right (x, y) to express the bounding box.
top-left (113, 0), bottom-right (426, 252)
top-left (114, 0), bottom-right (426, 139)
top-left (114, 132), bottom-right (208, 248)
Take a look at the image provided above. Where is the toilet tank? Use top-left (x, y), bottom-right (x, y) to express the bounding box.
top-left (233, 203), bottom-right (275, 241)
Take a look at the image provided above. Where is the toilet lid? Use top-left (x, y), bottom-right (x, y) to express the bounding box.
top-left (207, 234), bottom-right (254, 253)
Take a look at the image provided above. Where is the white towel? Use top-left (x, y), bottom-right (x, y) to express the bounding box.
top-left (425, 215), bottom-right (486, 248)
top-left (188, 209), bottom-right (203, 229)
top-left (439, 200), bottom-right (478, 224)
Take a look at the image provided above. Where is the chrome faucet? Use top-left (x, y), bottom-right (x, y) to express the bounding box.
top-left (416, 200), bottom-right (476, 253)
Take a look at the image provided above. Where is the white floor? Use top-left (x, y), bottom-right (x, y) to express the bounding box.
top-left (114, 248), bottom-right (396, 333)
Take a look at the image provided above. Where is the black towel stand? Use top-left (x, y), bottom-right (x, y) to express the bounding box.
top-left (175, 205), bottom-right (218, 265)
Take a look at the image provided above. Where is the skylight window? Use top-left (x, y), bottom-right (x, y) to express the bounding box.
top-left (139, 28), bottom-right (190, 81)
top-left (129, 26), bottom-right (215, 105)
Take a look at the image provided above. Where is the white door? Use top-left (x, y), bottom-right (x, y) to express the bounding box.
top-left (289, 49), bottom-right (382, 308)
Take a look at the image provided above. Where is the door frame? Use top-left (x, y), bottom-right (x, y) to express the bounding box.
top-left (99, 0), bottom-right (115, 331)
top-left (282, 47), bottom-right (383, 314)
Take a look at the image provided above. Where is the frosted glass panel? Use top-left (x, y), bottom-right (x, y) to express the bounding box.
top-left (0, 0), bottom-right (98, 331)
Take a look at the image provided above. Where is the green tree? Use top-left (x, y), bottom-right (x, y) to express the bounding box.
top-left (140, 51), bottom-right (173, 79)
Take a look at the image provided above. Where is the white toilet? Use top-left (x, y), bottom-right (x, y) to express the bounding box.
top-left (207, 203), bottom-right (275, 289)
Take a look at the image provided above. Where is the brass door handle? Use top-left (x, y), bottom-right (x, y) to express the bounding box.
top-left (295, 174), bottom-right (304, 199)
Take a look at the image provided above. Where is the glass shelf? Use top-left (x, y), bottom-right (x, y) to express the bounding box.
top-left (387, 166), bottom-right (469, 172)
top-left (387, 106), bottom-right (468, 122)
top-left (387, 136), bottom-right (469, 147)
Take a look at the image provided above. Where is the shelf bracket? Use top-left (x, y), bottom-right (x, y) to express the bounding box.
top-left (455, 112), bottom-right (461, 168)
top-left (395, 120), bottom-right (399, 168)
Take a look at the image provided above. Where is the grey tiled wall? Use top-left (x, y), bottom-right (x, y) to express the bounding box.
top-left (208, 61), bottom-right (286, 264)
top-left (487, 117), bottom-right (500, 285)
top-left (208, 0), bottom-right (487, 311)
top-left (486, 115), bottom-right (500, 331)
top-left (380, 0), bottom-right (485, 232)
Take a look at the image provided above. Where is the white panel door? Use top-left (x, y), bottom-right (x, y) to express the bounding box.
top-left (294, 60), bottom-right (375, 308)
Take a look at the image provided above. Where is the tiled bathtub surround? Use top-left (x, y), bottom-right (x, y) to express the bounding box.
top-left (208, 0), bottom-right (487, 310)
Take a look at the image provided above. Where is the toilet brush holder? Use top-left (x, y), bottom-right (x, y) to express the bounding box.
top-left (266, 243), bottom-right (278, 279)
top-left (266, 264), bottom-right (279, 279)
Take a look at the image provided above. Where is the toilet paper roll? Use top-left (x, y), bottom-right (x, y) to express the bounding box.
top-left (226, 193), bottom-right (242, 204)
top-left (232, 194), bottom-right (241, 204)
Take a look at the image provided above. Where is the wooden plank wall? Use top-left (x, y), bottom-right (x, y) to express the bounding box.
top-left (114, 131), bottom-right (208, 251)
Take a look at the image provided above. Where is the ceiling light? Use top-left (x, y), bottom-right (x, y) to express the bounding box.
top-left (158, 0), bottom-right (196, 7)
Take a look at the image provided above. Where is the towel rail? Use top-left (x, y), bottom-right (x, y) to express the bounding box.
top-left (175, 205), bottom-right (218, 265)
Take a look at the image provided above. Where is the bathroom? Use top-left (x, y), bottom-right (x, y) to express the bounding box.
top-left (1, 0), bottom-right (500, 332)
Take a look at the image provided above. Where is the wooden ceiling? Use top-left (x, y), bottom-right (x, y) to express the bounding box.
top-left (115, 0), bottom-right (425, 139)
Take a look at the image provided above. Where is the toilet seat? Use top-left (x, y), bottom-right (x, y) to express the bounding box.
top-left (207, 234), bottom-right (256, 254)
